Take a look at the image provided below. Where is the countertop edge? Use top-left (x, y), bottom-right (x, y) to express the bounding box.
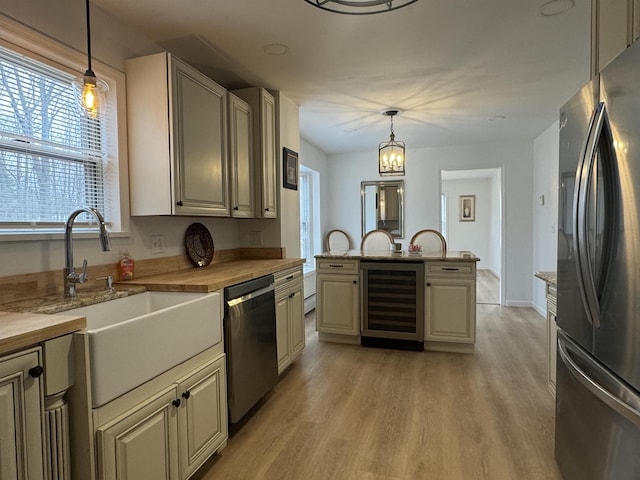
top-left (0, 311), bottom-right (86, 356)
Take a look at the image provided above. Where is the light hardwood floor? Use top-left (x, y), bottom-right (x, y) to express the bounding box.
top-left (476, 269), bottom-right (500, 305)
top-left (194, 300), bottom-right (561, 480)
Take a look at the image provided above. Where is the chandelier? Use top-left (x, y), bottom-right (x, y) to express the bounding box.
top-left (303, 0), bottom-right (419, 15)
top-left (379, 109), bottom-right (405, 177)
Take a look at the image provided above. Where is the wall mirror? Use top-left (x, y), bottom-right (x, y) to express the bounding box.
top-left (361, 180), bottom-right (404, 239)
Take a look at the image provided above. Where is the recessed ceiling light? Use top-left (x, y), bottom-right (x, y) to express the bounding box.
top-left (538, 0), bottom-right (575, 17)
top-left (263, 43), bottom-right (289, 56)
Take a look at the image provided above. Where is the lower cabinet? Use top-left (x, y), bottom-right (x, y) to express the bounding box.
top-left (424, 262), bottom-right (476, 350)
top-left (316, 263), bottom-right (360, 337)
top-left (96, 352), bottom-right (227, 480)
top-left (0, 347), bottom-right (45, 480)
top-left (275, 266), bottom-right (305, 374)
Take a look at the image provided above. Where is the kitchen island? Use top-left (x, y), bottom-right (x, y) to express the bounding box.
top-left (315, 250), bottom-right (479, 353)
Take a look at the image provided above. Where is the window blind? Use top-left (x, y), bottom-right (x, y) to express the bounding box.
top-left (0, 46), bottom-right (108, 227)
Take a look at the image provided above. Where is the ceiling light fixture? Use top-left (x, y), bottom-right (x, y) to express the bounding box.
top-left (538, 0), bottom-right (575, 17)
top-left (379, 109), bottom-right (405, 177)
top-left (304, 0), bottom-right (419, 15)
top-left (72, 0), bottom-right (109, 118)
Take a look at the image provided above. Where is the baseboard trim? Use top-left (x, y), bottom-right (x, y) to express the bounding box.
top-left (505, 300), bottom-right (534, 308)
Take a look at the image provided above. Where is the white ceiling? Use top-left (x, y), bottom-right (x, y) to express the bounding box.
top-left (94, 0), bottom-right (591, 155)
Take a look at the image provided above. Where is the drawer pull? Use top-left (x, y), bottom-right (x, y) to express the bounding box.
top-left (286, 275), bottom-right (294, 280)
top-left (172, 399), bottom-right (181, 408)
top-left (329, 264), bottom-right (344, 268)
top-left (29, 366), bottom-right (44, 378)
top-left (443, 267), bottom-right (459, 271)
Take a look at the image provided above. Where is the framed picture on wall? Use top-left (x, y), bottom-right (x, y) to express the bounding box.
top-left (283, 147), bottom-right (298, 190)
top-left (459, 195), bottom-right (475, 221)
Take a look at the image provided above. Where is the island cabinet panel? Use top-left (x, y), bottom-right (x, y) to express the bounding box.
top-left (316, 273), bottom-right (359, 336)
top-left (424, 261), bottom-right (476, 350)
top-left (0, 347), bottom-right (45, 480)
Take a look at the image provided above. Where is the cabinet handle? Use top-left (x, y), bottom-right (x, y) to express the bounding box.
top-left (329, 264), bottom-right (344, 268)
top-left (286, 275), bottom-right (294, 280)
top-left (265, 208), bottom-right (270, 212)
top-left (177, 201), bottom-right (183, 207)
top-left (182, 391), bottom-right (191, 400)
top-left (29, 365), bottom-right (44, 378)
top-left (353, 280), bottom-right (357, 284)
top-left (172, 399), bottom-right (181, 408)
top-left (443, 267), bottom-right (459, 271)
top-left (234, 206), bottom-right (239, 210)
top-left (427, 283), bottom-right (431, 287)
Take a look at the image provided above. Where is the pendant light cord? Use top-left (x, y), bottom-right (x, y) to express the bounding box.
top-left (85, 0), bottom-right (93, 73)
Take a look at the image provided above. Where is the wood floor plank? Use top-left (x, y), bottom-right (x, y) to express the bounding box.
top-left (193, 304), bottom-right (562, 480)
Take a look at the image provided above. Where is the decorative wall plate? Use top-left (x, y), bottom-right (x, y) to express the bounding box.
top-left (185, 223), bottom-right (214, 267)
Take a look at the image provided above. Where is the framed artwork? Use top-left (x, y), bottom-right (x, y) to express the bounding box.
top-left (459, 195), bottom-right (475, 221)
top-left (283, 147), bottom-right (298, 190)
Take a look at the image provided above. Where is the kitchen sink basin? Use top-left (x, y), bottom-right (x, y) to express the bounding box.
top-left (65, 291), bottom-right (221, 408)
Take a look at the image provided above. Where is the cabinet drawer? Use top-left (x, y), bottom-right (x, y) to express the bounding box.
top-left (316, 259), bottom-right (359, 274)
top-left (274, 266), bottom-right (303, 288)
top-left (426, 262), bottom-right (475, 275)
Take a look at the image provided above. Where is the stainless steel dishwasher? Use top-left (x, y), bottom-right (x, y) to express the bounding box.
top-left (224, 274), bottom-right (278, 423)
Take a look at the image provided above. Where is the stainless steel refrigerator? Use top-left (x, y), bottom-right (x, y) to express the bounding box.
top-left (556, 40), bottom-right (640, 479)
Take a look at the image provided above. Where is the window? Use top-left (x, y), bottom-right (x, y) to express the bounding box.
top-left (0, 16), bottom-right (128, 236)
top-left (0, 47), bottom-right (106, 225)
top-left (299, 165), bottom-right (320, 272)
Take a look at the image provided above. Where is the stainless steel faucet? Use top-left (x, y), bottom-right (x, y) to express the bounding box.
top-left (64, 206), bottom-right (111, 297)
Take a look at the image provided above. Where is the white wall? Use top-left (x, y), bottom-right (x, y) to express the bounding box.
top-left (442, 177), bottom-right (493, 271)
top-left (532, 120), bottom-right (560, 315)
top-left (327, 141), bottom-right (534, 305)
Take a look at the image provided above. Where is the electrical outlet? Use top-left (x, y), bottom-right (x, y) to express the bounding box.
top-left (150, 234), bottom-right (165, 254)
top-left (250, 231), bottom-right (263, 246)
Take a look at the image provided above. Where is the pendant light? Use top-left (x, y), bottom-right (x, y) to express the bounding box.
top-left (72, 0), bottom-right (108, 118)
top-left (379, 109), bottom-right (405, 177)
top-left (304, 0), bottom-right (419, 15)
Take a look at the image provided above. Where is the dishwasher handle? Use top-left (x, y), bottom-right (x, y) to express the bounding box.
top-left (226, 284), bottom-right (274, 307)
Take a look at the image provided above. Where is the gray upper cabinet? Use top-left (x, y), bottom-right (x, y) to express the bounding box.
top-left (126, 52), bottom-right (230, 217)
top-left (592, 0), bottom-right (640, 75)
top-left (233, 87), bottom-right (278, 219)
top-left (228, 93), bottom-right (254, 218)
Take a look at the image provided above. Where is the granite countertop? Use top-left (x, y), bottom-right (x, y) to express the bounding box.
top-left (316, 250), bottom-right (479, 262)
top-left (535, 271), bottom-right (557, 286)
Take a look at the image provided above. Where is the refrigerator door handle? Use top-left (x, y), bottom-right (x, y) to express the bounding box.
top-left (558, 333), bottom-right (640, 427)
top-left (574, 101), bottom-right (607, 329)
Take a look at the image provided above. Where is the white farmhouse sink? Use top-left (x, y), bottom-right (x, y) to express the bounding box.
top-left (65, 291), bottom-right (221, 408)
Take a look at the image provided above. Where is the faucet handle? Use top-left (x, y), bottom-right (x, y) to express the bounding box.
top-left (78, 259), bottom-right (88, 283)
top-left (96, 275), bottom-right (114, 292)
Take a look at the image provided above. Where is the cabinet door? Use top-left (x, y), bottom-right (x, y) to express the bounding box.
top-left (177, 356), bottom-right (227, 479)
top-left (228, 93), bottom-right (254, 218)
top-left (425, 277), bottom-right (476, 343)
top-left (275, 290), bottom-right (292, 374)
top-left (260, 90), bottom-right (278, 218)
top-left (316, 274), bottom-right (360, 335)
top-left (593, 0), bottom-right (633, 74)
top-left (171, 57), bottom-right (229, 216)
top-left (0, 348), bottom-right (44, 480)
top-left (290, 285), bottom-right (306, 359)
top-left (97, 388), bottom-right (179, 480)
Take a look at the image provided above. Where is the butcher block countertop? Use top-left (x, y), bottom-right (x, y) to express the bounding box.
top-left (120, 257), bottom-right (305, 292)
top-left (0, 311), bottom-right (85, 356)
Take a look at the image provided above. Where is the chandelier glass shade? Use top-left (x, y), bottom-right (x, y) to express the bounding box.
top-left (379, 110), bottom-right (405, 177)
top-left (72, 0), bottom-right (109, 118)
top-left (303, 0), bottom-right (419, 15)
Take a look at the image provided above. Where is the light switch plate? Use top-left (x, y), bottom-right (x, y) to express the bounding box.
top-left (150, 234), bottom-right (165, 254)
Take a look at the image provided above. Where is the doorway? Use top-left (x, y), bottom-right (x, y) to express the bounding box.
top-left (440, 168), bottom-right (503, 305)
